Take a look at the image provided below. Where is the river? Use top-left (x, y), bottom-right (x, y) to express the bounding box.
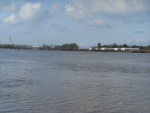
top-left (0, 49), bottom-right (150, 113)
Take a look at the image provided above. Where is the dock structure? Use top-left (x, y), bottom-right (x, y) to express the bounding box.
top-left (1, 44), bottom-right (32, 49)
top-left (32, 46), bottom-right (40, 50)
top-left (14, 44), bottom-right (32, 49)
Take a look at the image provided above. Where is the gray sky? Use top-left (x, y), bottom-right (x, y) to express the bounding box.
top-left (0, 0), bottom-right (150, 47)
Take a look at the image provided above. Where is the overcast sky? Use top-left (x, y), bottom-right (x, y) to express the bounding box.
top-left (0, 0), bottom-right (150, 47)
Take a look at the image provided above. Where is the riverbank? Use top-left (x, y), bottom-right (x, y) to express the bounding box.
top-left (0, 43), bottom-right (150, 53)
top-left (0, 47), bottom-right (150, 53)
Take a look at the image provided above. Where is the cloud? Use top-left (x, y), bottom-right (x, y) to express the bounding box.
top-left (65, 0), bottom-right (150, 20)
top-left (2, 2), bottom-right (52, 24)
top-left (65, 4), bottom-right (85, 20)
top-left (52, 3), bottom-right (61, 11)
top-left (3, 14), bottom-right (19, 24)
top-left (65, 0), bottom-right (150, 28)
top-left (88, 19), bottom-right (113, 28)
top-left (19, 2), bottom-right (42, 22)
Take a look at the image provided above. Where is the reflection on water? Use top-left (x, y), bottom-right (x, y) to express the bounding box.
top-left (0, 49), bottom-right (150, 113)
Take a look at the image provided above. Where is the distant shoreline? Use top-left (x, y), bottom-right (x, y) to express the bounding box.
top-left (0, 48), bottom-right (149, 53)
top-left (0, 43), bottom-right (150, 53)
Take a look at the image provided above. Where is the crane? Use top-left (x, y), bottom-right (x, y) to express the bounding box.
top-left (9, 36), bottom-right (13, 45)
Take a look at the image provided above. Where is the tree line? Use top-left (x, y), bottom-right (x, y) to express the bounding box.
top-left (39, 43), bottom-right (79, 51)
top-left (39, 42), bottom-right (150, 53)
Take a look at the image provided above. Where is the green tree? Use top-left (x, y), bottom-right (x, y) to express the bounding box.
top-left (123, 44), bottom-right (128, 47)
top-left (97, 42), bottom-right (101, 49)
top-left (69, 43), bottom-right (79, 50)
top-left (60, 43), bottom-right (78, 51)
top-left (112, 43), bottom-right (118, 48)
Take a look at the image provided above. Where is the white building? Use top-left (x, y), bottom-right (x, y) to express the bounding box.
top-left (121, 48), bottom-right (140, 52)
top-left (89, 47), bottom-right (92, 51)
top-left (114, 48), bottom-right (118, 51)
top-left (100, 48), bottom-right (114, 51)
